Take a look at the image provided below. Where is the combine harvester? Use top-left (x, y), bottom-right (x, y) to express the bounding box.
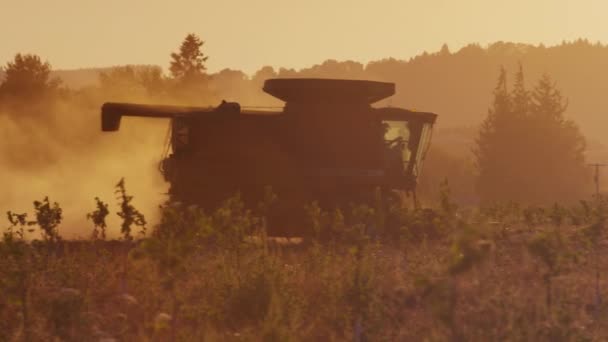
top-left (101, 78), bottom-right (437, 235)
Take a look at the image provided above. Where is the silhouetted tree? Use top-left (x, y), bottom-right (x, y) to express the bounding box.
top-left (99, 66), bottom-right (142, 95)
top-left (475, 67), bottom-right (514, 201)
top-left (475, 66), bottom-right (588, 204)
top-left (252, 66), bottom-right (277, 85)
top-left (137, 65), bottom-right (166, 95)
top-left (167, 33), bottom-right (217, 104)
top-left (169, 33), bottom-right (208, 82)
top-left (438, 43), bottom-right (451, 56)
top-left (528, 74), bottom-right (588, 198)
top-left (511, 63), bottom-right (530, 116)
top-left (0, 53), bottom-right (60, 99)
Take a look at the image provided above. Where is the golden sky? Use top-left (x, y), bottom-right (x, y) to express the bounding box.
top-left (1, 0), bottom-right (605, 74)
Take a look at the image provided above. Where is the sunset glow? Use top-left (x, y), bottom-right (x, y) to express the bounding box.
top-left (2, 0), bottom-right (607, 73)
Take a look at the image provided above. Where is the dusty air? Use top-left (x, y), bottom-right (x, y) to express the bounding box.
top-left (1, 1), bottom-right (608, 340)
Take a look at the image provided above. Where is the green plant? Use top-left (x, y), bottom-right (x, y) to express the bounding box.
top-left (439, 178), bottom-right (458, 218)
top-left (115, 178), bottom-right (146, 241)
top-left (87, 197), bottom-right (110, 240)
top-left (6, 180), bottom-right (608, 340)
top-left (549, 203), bottom-right (567, 228)
top-left (33, 196), bottom-right (62, 243)
top-left (6, 212), bottom-right (35, 240)
top-left (213, 194), bottom-right (259, 274)
top-left (2, 212), bottom-right (36, 341)
top-left (138, 202), bottom-right (203, 341)
top-left (44, 288), bottom-right (85, 340)
top-left (416, 276), bottom-right (459, 339)
top-left (448, 224), bottom-right (492, 276)
top-left (347, 242), bottom-right (378, 341)
top-left (527, 230), bottom-right (564, 311)
top-left (582, 217), bottom-right (605, 318)
top-left (523, 205), bottom-right (546, 229)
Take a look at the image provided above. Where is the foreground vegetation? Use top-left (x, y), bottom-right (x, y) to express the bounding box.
top-left (1, 30), bottom-right (605, 342)
top-left (1, 181), bottom-right (607, 341)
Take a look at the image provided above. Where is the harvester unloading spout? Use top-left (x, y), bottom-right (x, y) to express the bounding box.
top-left (101, 102), bottom-right (239, 131)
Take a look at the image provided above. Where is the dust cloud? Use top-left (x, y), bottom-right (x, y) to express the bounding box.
top-left (5, 39), bottom-right (608, 237)
top-left (0, 100), bottom-right (170, 239)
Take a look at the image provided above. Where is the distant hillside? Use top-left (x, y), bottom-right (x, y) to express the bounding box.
top-left (2, 65), bottom-right (158, 88)
top-left (2, 41), bottom-right (606, 208)
top-left (37, 40), bottom-right (608, 145)
top-left (52, 67), bottom-right (113, 89)
top-left (51, 65), bottom-right (159, 89)
top-left (281, 40), bottom-right (608, 144)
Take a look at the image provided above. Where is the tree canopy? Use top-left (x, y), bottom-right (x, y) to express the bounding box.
top-left (0, 53), bottom-right (60, 99)
top-left (474, 65), bottom-right (589, 204)
top-left (98, 65), bottom-right (166, 101)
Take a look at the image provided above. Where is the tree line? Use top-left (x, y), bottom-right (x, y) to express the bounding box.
top-left (0, 34), bottom-right (594, 205)
top-left (0, 33), bottom-right (211, 106)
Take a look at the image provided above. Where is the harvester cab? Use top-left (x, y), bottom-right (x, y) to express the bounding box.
top-left (101, 78), bottom-right (436, 233)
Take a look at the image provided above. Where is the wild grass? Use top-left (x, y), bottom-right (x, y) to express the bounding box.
top-left (1, 182), bottom-right (608, 341)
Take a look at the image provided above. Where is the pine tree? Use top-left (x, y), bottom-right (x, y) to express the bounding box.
top-left (167, 33), bottom-right (217, 104)
top-left (528, 74), bottom-right (587, 201)
top-left (511, 63), bottom-right (530, 117)
top-left (169, 33), bottom-right (209, 82)
top-left (98, 65), bottom-right (166, 101)
top-left (475, 67), bottom-right (589, 204)
top-left (531, 74), bottom-right (568, 120)
top-left (474, 66), bottom-right (512, 202)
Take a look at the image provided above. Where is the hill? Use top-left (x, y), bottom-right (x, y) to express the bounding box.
top-left (42, 40), bottom-right (608, 145)
top-left (2, 40), bottom-right (606, 207)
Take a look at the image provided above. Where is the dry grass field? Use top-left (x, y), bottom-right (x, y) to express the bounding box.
top-left (2, 186), bottom-right (607, 341)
